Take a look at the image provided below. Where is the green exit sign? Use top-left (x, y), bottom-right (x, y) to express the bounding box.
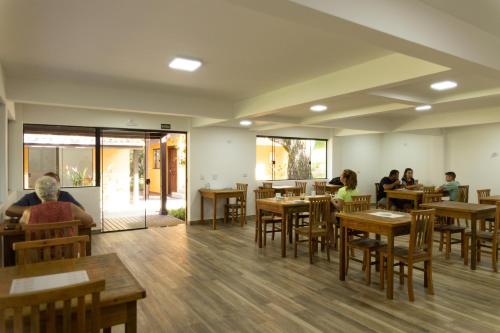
top-left (161, 123), bottom-right (171, 130)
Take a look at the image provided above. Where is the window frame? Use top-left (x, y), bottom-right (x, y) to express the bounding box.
top-left (256, 135), bottom-right (328, 181)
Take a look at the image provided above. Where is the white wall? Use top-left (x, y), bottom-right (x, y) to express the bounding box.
top-left (332, 131), bottom-right (445, 201)
top-left (445, 123), bottom-right (500, 203)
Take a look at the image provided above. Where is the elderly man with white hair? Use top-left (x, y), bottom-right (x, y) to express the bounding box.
top-left (20, 176), bottom-right (92, 226)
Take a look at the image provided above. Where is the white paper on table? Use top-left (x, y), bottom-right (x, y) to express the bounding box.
top-left (368, 212), bottom-right (405, 219)
top-left (10, 270), bottom-right (89, 294)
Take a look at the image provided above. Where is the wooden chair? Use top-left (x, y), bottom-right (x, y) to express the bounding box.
top-left (379, 209), bottom-right (435, 302)
top-left (344, 199), bottom-right (384, 285)
top-left (262, 182), bottom-right (273, 189)
top-left (226, 183), bottom-right (248, 226)
top-left (294, 196), bottom-right (330, 263)
top-left (254, 189), bottom-right (282, 246)
top-left (313, 181), bottom-right (327, 195)
top-left (0, 279), bottom-right (105, 333)
top-left (464, 201), bottom-right (500, 271)
top-left (295, 181), bottom-right (307, 194)
top-left (478, 189), bottom-right (495, 231)
top-left (13, 235), bottom-right (89, 265)
top-left (22, 220), bottom-right (80, 241)
top-left (374, 182), bottom-right (383, 208)
top-left (422, 193), bottom-right (465, 259)
top-left (423, 186), bottom-right (436, 194)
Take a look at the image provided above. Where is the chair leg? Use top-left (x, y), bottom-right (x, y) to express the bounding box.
top-left (309, 238), bottom-right (313, 264)
top-left (254, 218), bottom-right (258, 243)
top-left (365, 250), bottom-right (371, 285)
top-left (263, 223), bottom-right (267, 246)
top-left (272, 223), bottom-right (275, 240)
top-left (345, 246), bottom-right (350, 275)
top-left (492, 241), bottom-right (498, 272)
top-left (460, 230), bottom-right (465, 258)
top-left (326, 235), bottom-right (330, 262)
top-left (464, 234), bottom-right (469, 265)
top-left (294, 232), bottom-right (298, 258)
top-left (379, 253), bottom-right (385, 290)
top-left (445, 231), bottom-right (451, 259)
top-left (426, 260), bottom-right (434, 295)
top-left (439, 232), bottom-right (444, 252)
top-left (399, 262), bottom-right (404, 286)
top-left (477, 240), bottom-right (481, 262)
top-left (407, 263), bottom-right (415, 302)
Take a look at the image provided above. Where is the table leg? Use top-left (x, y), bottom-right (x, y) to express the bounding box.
top-left (125, 301), bottom-right (137, 333)
top-left (240, 195), bottom-right (245, 227)
top-left (339, 223), bottom-right (346, 281)
top-left (200, 196), bottom-right (205, 224)
top-left (257, 207), bottom-right (263, 248)
top-left (103, 328), bottom-right (112, 333)
top-left (288, 213), bottom-right (293, 244)
top-left (224, 198), bottom-right (229, 225)
top-left (386, 233), bottom-right (394, 299)
top-left (414, 199), bottom-right (418, 210)
top-left (281, 210), bottom-right (287, 257)
top-left (470, 216), bottom-right (477, 270)
top-left (386, 195), bottom-right (391, 210)
top-left (212, 197), bottom-right (217, 230)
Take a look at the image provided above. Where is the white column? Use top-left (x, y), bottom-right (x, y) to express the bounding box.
top-left (0, 103), bottom-right (7, 203)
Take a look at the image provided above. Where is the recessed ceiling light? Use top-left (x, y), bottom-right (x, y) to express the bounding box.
top-left (430, 80), bottom-right (457, 91)
top-left (415, 105), bottom-right (432, 111)
top-left (168, 57), bottom-right (202, 72)
top-left (310, 105), bottom-right (328, 112)
top-left (239, 120), bottom-right (252, 126)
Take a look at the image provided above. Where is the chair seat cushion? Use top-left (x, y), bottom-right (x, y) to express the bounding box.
top-left (262, 216), bottom-right (282, 223)
top-left (389, 246), bottom-right (428, 259)
top-left (348, 238), bottom-right (385, 249)
top-left (441, 225), bottom-right (466, 232)
top-left (476, 231), bottom-right (500, 240)
top-left (226, 203), bottom-right (244, 208)
top-left (295, 226), bottom-right (327, 235)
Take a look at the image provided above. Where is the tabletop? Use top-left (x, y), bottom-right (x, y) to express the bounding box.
top-left (480, 195), bottom-right (500, 203)
top-left (256, 196), bottom-right (331, 207)
top-left (0, 253), bottom-right (146, 307)
top-left (337, 209), bottom-right (412, 227)
top-left (420, 201), bottom-right (496, 213)
top-left (199, 188), bottom-right (244, 194)
top-left (385, 189), bottom-right (423, 194)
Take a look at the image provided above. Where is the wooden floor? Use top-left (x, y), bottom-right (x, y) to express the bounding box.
top-left (92, 218), bottom-right (500, 332)
top-left (102, 215), bottom-right (184, 231)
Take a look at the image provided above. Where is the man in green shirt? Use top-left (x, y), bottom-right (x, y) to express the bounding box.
top-left (437, 171), bottom-right (460, 201)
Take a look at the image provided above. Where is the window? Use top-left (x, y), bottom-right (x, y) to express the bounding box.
top-left (256, 136), bottom-right (327, 180)
top-left (23, 125), bottom-right (97, 189)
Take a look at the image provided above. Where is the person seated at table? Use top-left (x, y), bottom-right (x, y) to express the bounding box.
top-left (19, 176), bottom-right (93, 227)
top-left (332, 169), bottom-right (358, 211)
top-left (401, 168), bottom-right (421, 190)
top-left (329, 174), bottom-right (344, 186)
top-left (377, 169), bottom-right (403, 208)
top-left (437, 171), bottom-right (460, 201)
top-left (6, 172), bottom-right (84, 218)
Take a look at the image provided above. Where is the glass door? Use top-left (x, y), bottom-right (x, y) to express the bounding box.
top-left (101, 130), bottom-right (147, 232)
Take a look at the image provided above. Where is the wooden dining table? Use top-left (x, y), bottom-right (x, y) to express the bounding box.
top-left (199, 188), bottom-right (245, 230)
top-left (256, 196), bottom-right (313, 257)
top-left (0, 221), bottom-right (95, 267)
top-left (420, 201), bottom-right (496, 270)
top-left (337, 209), bottom-right (412, 300)
top-left (385, 189), bottom-right (423, 210)
top-left (0, 253), bottom-right (146, 332)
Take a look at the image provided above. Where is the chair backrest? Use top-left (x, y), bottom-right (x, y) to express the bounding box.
top-left (284, 188), bottom-right (300, 196)
top-left (342, 201), bottom-right (369, 213)
top-left (423, 186), bottom-right (436, 194)
top-left (23, 220), bottom-right (80, 241)
top-left (313, 181), bottom-right (327, 195)
top-left (374, 183), bottom-right (380, 201)
top-left (477, 189), bottom-right (491, 202)
top-left (495, 202), bottom-right (500, 235)
top-left (351, 195), bottom-right (371, 210)
top-left (14, 235), bottom-right (89, 265)
top-left (308, 196), bottom-right (330, 230)
top-left (0, 279), bottom-right (105, 333)
top-left (254, 189), bottom-right (275, 214)
top-left (295, 181), bottom-right (307, 194)
top-left (262, 182), bottom-right (273, 189)
top-left (408, 209), bottom-right (435, 257)
top-left (236, 183), bottom-right (248, 205)
top-left (458, 185), bottom-right (469, 203)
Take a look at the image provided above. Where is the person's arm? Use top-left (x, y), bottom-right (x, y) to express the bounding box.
top-left (71, 204), bottom-right (93, 226)
top-left (19, 208), bottom-right (31, 224)
top-left (383, 180), bottom-right (400, 190)
top-left (5, 194), bottom-right (32, 217)
top-left (63, 192), bottom-right (85, 210)
top-left (332, 188), bottom-right (346, 210)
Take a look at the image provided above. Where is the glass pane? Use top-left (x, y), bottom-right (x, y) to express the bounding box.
top-left (311, 140), bottom-right (327, 179)
top-left (256, 137), bottom-right (274, 180)
top-left (273, 138), bottom-right (311, 180)
top-left (23, 125), bottom-right (96, 189)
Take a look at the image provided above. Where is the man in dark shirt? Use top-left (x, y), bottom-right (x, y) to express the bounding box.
top-left (329, 176), bottom-right (343, 186)
top-left (377, 169), bottom-right (401, 207)
top-left (6, 172), bottom-right (84, 218)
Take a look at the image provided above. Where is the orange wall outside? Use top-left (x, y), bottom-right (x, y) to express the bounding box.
top-left (147, 143), bottom-right (161, 193)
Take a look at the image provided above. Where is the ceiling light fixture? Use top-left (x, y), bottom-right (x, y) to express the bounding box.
top-left (430, 80), bottom-right (457, 91)
top-left (310, 105), bottom-right (328, 112)
top-left (168, 57), bottom-right (202, 72)
top-left (239, 120), bottom-right (252, 126)
top-left (415, 105), bottom-right (432, 111)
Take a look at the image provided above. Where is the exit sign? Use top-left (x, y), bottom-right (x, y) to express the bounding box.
top-left (161, 123), bottom-right (171, 130)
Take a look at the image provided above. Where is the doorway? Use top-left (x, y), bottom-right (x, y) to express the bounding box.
top-left (100, 129), bottom-right (187, 232)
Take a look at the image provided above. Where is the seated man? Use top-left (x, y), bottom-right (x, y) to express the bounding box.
top-left (20, 176), bottom-right (92, 226)
top-left (329, 175), bottom-right (343, 186)
top-left (6, 172), bottom-right (84, 218)
top-left (377, 169), bottom-right (402, 208)
top-left (437, 171), bottom-right (460, 201)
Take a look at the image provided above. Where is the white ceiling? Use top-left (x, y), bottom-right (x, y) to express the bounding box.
top-left (0, 0), bottom-right (388, 100)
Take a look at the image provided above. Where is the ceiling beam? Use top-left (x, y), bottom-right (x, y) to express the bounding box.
top-left (235, 53), bottom-right (447, 119)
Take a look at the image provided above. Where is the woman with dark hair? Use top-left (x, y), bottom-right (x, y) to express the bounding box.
top-left (401, 168), bottom-right (421, 190)
top-left (332, 169), bottom-right (358, 211)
